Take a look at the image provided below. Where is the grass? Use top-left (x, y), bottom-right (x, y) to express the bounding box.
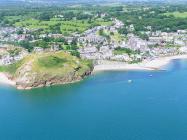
top-left (4, 16), bottom-right (23, 22)
top-left (98, 29), bottom-right (124, 43)
top-left (15, 19), bottom-right (54, 30)
top-left (110, 32), bottom-right (124, 43)
top-left (30, 51), bottom-right (91, 75)
top-left (12, 17), bottom-right (112, 35)
top-left (165, 44), bottom-right (180, 48)
top-left (0, 58), bottom-right (25, 74)
top-left (113, 48), bottom-right (134, 55)
top-left (38, 55), bottom-right (67, 68)
top-left (60, 20), bottom-right (90, 34)
top-left (164, 12), bottom-right (187, 18)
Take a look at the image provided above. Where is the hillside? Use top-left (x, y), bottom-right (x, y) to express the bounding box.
top-left (0, 51), bottom-right (93, 89)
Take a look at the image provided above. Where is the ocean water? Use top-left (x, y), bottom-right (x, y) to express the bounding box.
top-left (0, 59), bottom-right (187, 140)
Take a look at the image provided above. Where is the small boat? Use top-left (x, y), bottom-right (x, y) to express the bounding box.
top-left (149, 74), bottom-right (153, 77)
top-left (128, 80), bottom-right (132, 83)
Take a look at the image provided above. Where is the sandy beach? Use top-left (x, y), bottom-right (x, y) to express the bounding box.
top-left (0, 73), bottom-right (16, 86)
top-left (93, 55), bottom-right (187, 72)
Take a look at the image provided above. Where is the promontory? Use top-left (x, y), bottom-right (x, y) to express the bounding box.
top-left (0, 51), bottom-right (93, 89)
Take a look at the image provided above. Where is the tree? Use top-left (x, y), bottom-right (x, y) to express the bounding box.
top-left (19, 41), bottom-right (33, 52)
top-left (70, 50), bottom-right (80, 58)
top-left (38, 12), bottom-right (51, 21)
top-left (49, 23), bottom-right (61, 34)
top-left (34, 40), bottom-right (49, 49)
top-left (118, 28), bottom-right (128, 35)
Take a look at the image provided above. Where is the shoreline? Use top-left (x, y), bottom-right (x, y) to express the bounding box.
top-left (1, 54), bottom-right (187, 88)
top-left (0, 73), bottom-right (16, 86)
top-left (16, 79), bottom-right (83, 90)
top-left (93, 54), bottom-right (187, 72)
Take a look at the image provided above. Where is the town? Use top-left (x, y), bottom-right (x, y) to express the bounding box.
top-left (0, 4), bottom-right (187, 66)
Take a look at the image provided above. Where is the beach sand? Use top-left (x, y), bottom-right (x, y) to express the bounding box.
top-left (93, 55), bottom-right (187, 72)
top-left (0, 73), bottom-right (15, 86)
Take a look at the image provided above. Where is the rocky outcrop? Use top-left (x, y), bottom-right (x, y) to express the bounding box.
top-left (15, 70), bottom-right (92, 89)
top-left (5, 51), bottom-right (93, 90)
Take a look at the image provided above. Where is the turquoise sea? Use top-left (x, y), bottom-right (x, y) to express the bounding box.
top-left (1, 59), bottom-right (187, 140)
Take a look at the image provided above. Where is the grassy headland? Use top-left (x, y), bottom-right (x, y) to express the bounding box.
top-left (0, 51), bottom-right (93, 89)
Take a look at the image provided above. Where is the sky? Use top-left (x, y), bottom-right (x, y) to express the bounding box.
top-left (0, 0), bottom-right (186, 4)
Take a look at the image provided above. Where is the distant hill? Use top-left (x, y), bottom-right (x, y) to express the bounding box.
top-left (1, 0), bottom-right (187, 4)
top-left (0, 0), bottom-right (187, 6)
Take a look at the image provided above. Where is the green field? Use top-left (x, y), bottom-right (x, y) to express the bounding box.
top-left (5, 16), bottom-right (112, 35)
top-left (164, 12), bottom-right (187, 18)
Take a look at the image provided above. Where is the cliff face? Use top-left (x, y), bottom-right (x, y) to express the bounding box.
top-left (5, 51), bottom-right (93, 89)
top-left (15, 63), bottom-right (92, 89)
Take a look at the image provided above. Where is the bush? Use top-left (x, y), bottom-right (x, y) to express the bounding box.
top-left (70, 50), bottom-right (80, 58)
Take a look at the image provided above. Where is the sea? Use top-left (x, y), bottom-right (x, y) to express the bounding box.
top-left (0, 59), bottom-right (187, 140)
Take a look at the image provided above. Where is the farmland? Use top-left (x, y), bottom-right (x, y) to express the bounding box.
top-left (164, 12), bottom-right (187, 18)
top-left (4, 14), bottom-right (113, 35)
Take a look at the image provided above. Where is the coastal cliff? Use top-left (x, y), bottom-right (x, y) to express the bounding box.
top-left (0, 51), bottom-right (93, 89)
